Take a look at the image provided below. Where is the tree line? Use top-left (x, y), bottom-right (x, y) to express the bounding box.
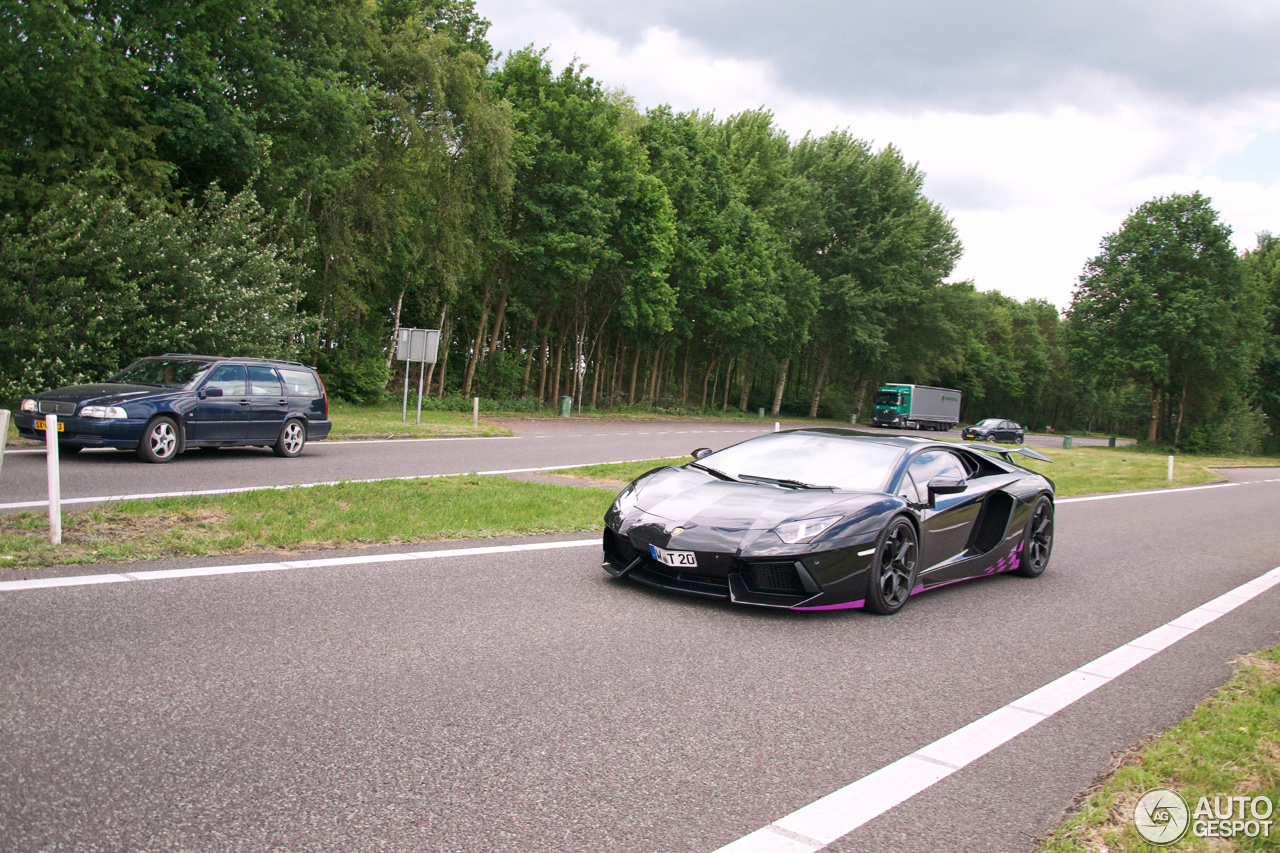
top-left (2, 0), bottom-right (1276, 452)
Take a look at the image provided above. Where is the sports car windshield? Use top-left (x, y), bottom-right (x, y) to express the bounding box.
top-left (108, 358), bottom-right (211, 389)
top-left (695, 433), bottom-right (904, 491)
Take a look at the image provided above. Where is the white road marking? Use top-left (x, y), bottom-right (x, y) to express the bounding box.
top-left (0, 458), bottom-right (663, 512)
top-left (0, 538), bottom-right (601, 591)
top-left (712, 564), bottom-right (1280, 852)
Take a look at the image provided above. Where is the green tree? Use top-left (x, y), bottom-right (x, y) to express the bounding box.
top-left (1067, 193), bottom-right (1256, 445)
top-left (789, 132), bottom-right (961, 418)
top-left (0, 177), bottom-right (311, 402)
top-left (492, 51), bottom-right (674, 404)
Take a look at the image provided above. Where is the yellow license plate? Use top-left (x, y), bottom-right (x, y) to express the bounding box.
top-left (33, 419), bottom-right (65, 432)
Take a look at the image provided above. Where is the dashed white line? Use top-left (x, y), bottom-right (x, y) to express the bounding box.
top-left (712, 564), bottom-right (1280, 852)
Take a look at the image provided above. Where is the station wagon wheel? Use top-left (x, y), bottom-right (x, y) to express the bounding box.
top-left (273, 419), bottom-right (307, 458)
top-left (1015, 496), bottom-right (1054, 577)
top-left (137, 416), bottom-right (180, 463)
top-left (865, 517), bottom-right (918, 615)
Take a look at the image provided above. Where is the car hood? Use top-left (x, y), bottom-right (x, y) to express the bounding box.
top-left (632, 466), bottom-right (886, 531)
top-left (38, 383), bottom-right (167, 406)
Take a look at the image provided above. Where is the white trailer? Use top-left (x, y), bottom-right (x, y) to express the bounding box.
top-left (871, 384), bottom-right (962, 430)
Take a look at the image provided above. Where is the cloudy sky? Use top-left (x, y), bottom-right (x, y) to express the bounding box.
top-left (473, 0), bottom-right (1280, 310)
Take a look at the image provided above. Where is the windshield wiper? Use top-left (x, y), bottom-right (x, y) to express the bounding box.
top-left (689, 462), bottom-right (739, 482)
top-left (738, 474), bottom-right (833, 490)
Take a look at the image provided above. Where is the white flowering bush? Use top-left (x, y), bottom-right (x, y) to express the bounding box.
top-left (0, 182), bottom-right (315, 403)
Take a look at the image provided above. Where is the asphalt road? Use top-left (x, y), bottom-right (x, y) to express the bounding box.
top-left (1, 469), bottom-right (1278, 852)
top-left (0, 418), bottom-right (1125, 512)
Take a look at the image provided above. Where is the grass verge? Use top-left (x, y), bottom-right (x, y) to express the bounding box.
top-left (553, 447), bottom-right (1279, 498)
top-left (3, 447), bottom-right (1275, 572)
top-left (551, 457), bottom-right (691, 483)
top-left (1037, 644), bottom-right (1280, 852)
top-left (0, 475), bottom-right (615, 570)
top-left (327, 401), bottom-right (511, 438)
top-left (1013, 447), bottom-right (1278, 496)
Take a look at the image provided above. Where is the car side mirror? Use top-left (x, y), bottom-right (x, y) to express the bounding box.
top-left (201, 387), bottom-right (223, 398)
top-left (691, 447), bottom-right (712, 460)
top-left (926, 476), bottom-right (967, 507)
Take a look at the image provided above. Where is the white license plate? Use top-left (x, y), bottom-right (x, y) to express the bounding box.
top-left (649, 544), bottom-right (697, 568)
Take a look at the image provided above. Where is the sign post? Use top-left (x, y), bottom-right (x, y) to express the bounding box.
top-left (45, 414), bottom-right (61, 545)
top-left (395, 328), bottom-right (441, 424)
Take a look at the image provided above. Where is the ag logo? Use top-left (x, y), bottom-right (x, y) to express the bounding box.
top-left (1134, 788), bottom-right (1190, 845)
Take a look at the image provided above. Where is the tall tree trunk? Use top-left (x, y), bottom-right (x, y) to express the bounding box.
top-left (522, 309), bottom-right (540, 393)
top-left (551, 327), bottom-right (568, 404)
top-left (851, 373), bottom-right (869, 423)
top-left (386, 289), bottom-right (405, 369)
top-left (434, 310), bottom-right (453, 397)
top-left (808, 350), bottom-right (829, 418)
top-left (423, 305), bottom-right (447, 396)
top-left (1173, 379), bottom-right (1189, 449)
top-left (771, 358), bottom-right (789, 416)
top-left (700, 356), bottom-right (719, 408)
top-left (485, 288), bottom-right (509, 367)
top-left (647, 346), bottom-right (663, 404)
top-left (611, 336), bottom-right (624, 403)
top-left (590, 334), bottom-right (603, 408)
top-left (536, 314), bottom-right (552, 402)
top-left (1148, 385), bottom-right (1160, 444)
top-left (718, 357), bottom-right (732, 411)
top-left (461, 279), bottom-right (493, 398)
top-left (628, 347), bottom-right (642, 405)
top-left (681, 344), bottom-right (690, 405)
top-left (737, 357), bottom-right (753, 412)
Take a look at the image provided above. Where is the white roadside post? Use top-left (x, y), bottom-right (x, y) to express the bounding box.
top-left (1168, 454), bottom-right (1174, 482)
top-left (473, 396), bottom-right (479, 428)
top-left (45, 414), bottom-right (62, 545)
top-left (0, 409), bottom-right (9, 482)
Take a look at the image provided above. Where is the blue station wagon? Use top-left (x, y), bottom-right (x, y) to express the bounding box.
top-left (16, 354), bottom-right (332, 462)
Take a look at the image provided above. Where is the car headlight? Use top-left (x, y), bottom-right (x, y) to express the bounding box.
top-left (611, 484), bottom-right (639, 516)
top-left (20, 398), bottom-right (37, 412)
top-left (80, 405), bottom-right (128, 419)
top-left (774, 516), bottom-right (842, 544)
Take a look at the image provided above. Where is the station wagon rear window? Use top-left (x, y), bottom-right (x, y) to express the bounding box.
top-left (278, 368), bottom-right (321, 397)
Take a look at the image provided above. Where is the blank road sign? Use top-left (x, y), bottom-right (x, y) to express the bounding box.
top-left (396, 328), bottom-right (440, 363)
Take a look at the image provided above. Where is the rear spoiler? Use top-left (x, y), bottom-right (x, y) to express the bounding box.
top-left (959, 443), bottom-right (1052, 464)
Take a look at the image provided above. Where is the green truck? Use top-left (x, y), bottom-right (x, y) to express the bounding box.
top-left (871, 383), bottom-right (962, 431)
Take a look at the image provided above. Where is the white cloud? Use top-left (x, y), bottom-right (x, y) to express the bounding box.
top-left (478, 0), bottom-right (1280, 309)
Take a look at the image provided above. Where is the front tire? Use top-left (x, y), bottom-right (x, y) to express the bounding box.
top-left (1014, 496), bottom-right (1054, 577)
top-left (137, 416), bottom-right (180, 463)
top-left (273, 419), bottom-right (307, 457)
top-left (865, 517), bottom-right (919, 615)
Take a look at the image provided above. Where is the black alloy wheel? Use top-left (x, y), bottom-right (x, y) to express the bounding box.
top-left (1015, 496), bottom-right (1054, 577)
top-left (866, 517), bottom-right (919, 614)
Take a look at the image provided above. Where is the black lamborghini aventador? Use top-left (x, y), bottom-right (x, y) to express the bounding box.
top-left (602, 429), bottom-right (1055, 615)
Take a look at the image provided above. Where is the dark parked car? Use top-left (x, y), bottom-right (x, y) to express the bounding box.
top-left (603, 429), bottom-right (1054, 614)
top-left (16, 354), bottom-right (331, 463)
top-left (962, 418), bottom-right (1025, 444)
